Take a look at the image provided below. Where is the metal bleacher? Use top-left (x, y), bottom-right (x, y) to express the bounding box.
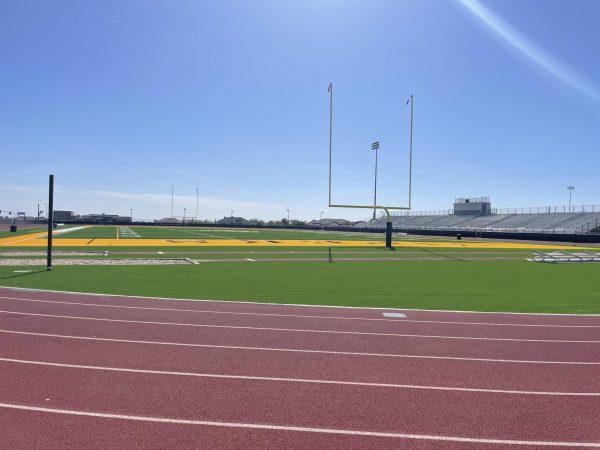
top-left (366, 204), bottom-right (600, 235)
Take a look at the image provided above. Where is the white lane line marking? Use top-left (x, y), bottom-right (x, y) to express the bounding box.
top-left (12, 271), bottom-right (32, 274)
top-left (245, 258), bottom-right (255, 261)
top-left (1, 357), bottom-right (597, 396)
top-left (383, 313), bottom-right (407, 318)
top-left (3, 286), bottom-right (600, 317)
top-left (1, 310), bottom-right (598, 344)
top-left (2, 329), bottom-right (599, 365)
top-left (0, 403), bottom-right (599, 447)
top-left (6, 296), bottom-right (598, 328)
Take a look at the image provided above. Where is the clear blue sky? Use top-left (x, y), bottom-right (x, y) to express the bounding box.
top-left (2, 0), bottom-right (599, 221)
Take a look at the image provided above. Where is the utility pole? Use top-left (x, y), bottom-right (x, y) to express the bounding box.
top-left (195, 187), bottom-right (199, 223)
top-left (170, 185), bottom-right (174, 217)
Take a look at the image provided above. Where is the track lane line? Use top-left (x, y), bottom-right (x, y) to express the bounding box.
top-left (3, 286), bottom-right (599, 317)
top-left (1, 310), bottom-right (599, 344)
top-left (1, 329), bottom-right (598, 365)
top-left (0, 357), bottom-right (597, 396)
top-left (0, 403), bottom-right (598, 447)
top-left (1, 296), bottom-right (598, 328)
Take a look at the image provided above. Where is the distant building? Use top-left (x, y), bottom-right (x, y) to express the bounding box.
top-left (155, 217), bottom-right (182, 224)
top-left (54, 210), bottom-right (76, 221)
top-left (217, 216), bottom-right (250, 226)
top-left (309, 218), bottom-right (355, 227)
top-left (80, 213), bottom-right (132, 223)
top-left (453, 197), bottom-right (492, 216)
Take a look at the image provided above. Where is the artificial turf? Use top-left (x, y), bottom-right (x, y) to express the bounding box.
top-left (1, 260), bottom-right (599, 314)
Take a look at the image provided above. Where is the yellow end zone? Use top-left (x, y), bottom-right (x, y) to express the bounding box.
top-left (0, 231), bottom-right (594, 250)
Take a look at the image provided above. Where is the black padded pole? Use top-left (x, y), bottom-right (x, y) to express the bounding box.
top-left (47, 174), bottom-right (54, 271)
top-left (385, 220), bottom-right (392, 249)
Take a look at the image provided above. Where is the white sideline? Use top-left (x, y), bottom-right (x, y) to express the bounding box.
top-left (1, 295), bottom-right (598, 328)
top-left (1, 309), bottom-right (599, 344)
top-left (0, 357), bottom-right (597, 396)
top-left (1, 403), bottom-right (599, 447)
top-left (2, 286), bottom-right (600, 317)
top-left (1, 329), bottom-right (599, 365)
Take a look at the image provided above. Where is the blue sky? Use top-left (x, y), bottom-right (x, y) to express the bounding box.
top-left (2, 0), bottom-right (599, 221)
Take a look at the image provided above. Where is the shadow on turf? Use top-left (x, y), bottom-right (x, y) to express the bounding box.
top-left (0, 269), bottom-right (48, 280)
top-left (418, 247), bottom-right (466, 262)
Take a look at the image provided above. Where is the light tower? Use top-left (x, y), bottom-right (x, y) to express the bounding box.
top-left (371, 141), bottom-right (380, 220)
top-left (567, 186), bottom-right (575, 212)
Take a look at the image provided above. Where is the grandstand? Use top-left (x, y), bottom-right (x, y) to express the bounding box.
top-left (367, 198), bottom-right (600, 235)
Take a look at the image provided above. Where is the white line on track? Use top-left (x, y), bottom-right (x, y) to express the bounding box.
top-left (1, 296), bottom-right (598, 328)
top-left (1, 310), bottom-right (599, 344)
top-left (2, 329), bottom-right (599, 365)
top-left (1, 357), bottom-right (597, 396)
top-left (1, 403), bottom-right (599, 447)
top-left (3, 285), bottom-right (600, 317)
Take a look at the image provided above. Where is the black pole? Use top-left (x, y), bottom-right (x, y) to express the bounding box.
top-left (385, 220), bottom-right (393, 249)
top-left (47, 174), bottom-right (54, 271)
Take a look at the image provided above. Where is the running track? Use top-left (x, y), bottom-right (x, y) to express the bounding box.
top-left (0, 287), bottom-right (599, 449)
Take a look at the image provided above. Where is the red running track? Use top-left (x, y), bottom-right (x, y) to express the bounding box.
top-left (0, 287), bottom-right (599, 449)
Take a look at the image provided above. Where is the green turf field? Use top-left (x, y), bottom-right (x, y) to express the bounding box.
top-left (53, 225), bottom-right (389, 241)
top-left (0, 226), bottom-right (48, 238)
top-left (0, 260), bottom-right (599, 313)
top-left (1, 225), bottom-right (598, 314)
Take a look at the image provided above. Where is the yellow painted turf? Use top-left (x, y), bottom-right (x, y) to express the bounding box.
top-left (0, 231), bottom-right (594, 250)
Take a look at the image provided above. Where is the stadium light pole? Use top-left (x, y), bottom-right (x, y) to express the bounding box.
top-left (371, 141), bottom-right (380, 220)
top-left (130, 208), bottom-right (133, 222)
top-left (567, 186), bottom-right (575, 212)
top-left (407, 95), bottom-right (414, 211)
top-left (170, 185), bottom-right (174, 217)
top-left (183, 208), bottom-right (187, 224)
top-left (286, 209), bottom-right (290, 224)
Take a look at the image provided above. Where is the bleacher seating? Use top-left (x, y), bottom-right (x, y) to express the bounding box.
top-left (367, 210), bottom-right (600, 234)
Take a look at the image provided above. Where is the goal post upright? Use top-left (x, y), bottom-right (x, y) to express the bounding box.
top-left (327, 83), bottom-right (414, 249)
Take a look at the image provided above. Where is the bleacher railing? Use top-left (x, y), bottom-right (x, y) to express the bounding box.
top-left (492, 204), bottom-right (600, 214)
top-left (389, 204), bottom-right (600, 217)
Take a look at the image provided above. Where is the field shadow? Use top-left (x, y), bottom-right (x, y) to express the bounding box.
top-left (0, 268), bottom-right (48, 280)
